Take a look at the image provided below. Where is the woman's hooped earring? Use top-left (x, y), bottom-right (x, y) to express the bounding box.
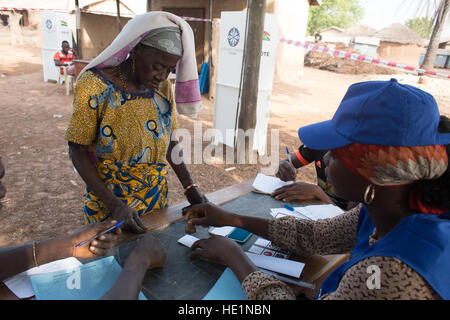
top-left (364, 184), bottom-right (375, 205)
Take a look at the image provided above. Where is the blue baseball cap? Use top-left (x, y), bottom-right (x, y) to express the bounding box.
top-left (298, 78), bottom-right (450, 150)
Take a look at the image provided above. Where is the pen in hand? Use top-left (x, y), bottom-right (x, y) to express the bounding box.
top-left (76, 220), bottom-right (125, 247)
top-left (285, 147), bottom-right (297, 179)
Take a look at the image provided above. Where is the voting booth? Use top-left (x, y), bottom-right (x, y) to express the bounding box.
top-left (41, 12), bottom-right (73, 82)
top-left (213, 11), bottom-right (278, 155)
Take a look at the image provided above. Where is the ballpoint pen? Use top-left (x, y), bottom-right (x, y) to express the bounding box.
top-left (285, 147), bottom-right (297, 176)
top-left (76, 220), bottom-right (125, 247)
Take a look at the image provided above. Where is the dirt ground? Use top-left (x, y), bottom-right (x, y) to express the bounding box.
top-left (0, 31), bottom-right (449, 246)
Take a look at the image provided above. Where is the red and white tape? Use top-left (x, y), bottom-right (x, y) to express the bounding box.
top-left (181, 16), bottom-right (220, 24)
top-left (280, 38), bottom-right (450, 79)
top-left (1, 7), bottom-right (50, 11)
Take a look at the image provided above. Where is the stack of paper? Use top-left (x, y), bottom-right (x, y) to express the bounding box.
top-left (245, 252), bottom-right (304, 278)
top-left (270, 204), bottom-right (344, 221)
top-left (29, 256), bottom-right (147, 300)
top-left (3, 257), bottom-right (82, 299)
top-left (252, 173), bottom-right (293, 195)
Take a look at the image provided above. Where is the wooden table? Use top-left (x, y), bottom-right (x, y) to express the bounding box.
top-left (0, 180), bottom-right (349, 300)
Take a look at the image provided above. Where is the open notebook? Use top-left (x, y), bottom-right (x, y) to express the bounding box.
top-left (252, 173), bottom-right (293, 195)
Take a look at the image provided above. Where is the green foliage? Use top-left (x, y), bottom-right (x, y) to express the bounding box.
top-left (307, 0), bottom-right (364, 36)
top-left (405, 17), bottom-right (434, 39)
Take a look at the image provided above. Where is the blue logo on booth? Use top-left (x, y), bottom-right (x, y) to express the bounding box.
top-left (227, 27), bottom-right (240, 47)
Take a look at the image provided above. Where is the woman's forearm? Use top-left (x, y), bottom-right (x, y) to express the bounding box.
top-left (231, 213), bottom-right (271, 240)
top-left (0, 236), bottom-right (72, 280)
top-left (100, 256), bottom-right (149, 300)
top-left (69, 143), bottom-right (121, 209)
top-left (227, 249), bottom-right (258, 283)
top-left (166, 141), bottom-right (194, 188)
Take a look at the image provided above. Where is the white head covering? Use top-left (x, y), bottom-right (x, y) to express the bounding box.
top-left (78, 11), bottom-right (202, 118)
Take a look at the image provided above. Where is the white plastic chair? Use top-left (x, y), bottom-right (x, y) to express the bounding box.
top-left (57, 66), bottom-right (74, 95)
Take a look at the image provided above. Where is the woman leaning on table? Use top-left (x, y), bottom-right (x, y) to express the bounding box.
top-left (66, 12), bottom-right (207, 234)
top-left (185, 79), bottom-right (450, 300)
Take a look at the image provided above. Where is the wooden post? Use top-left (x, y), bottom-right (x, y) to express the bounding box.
top-left (116, 0), bottom-right (122, 33)
top-left (75, 0), bottom-right (82, 58)
top-left (236, 0), bottom-right (267, 163)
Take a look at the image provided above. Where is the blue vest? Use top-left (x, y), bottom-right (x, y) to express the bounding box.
top-left (317, 206), bottom-right (450, 299)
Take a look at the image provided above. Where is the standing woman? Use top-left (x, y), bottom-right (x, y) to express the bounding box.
top-left (66, 12), bottom-right (207, 233)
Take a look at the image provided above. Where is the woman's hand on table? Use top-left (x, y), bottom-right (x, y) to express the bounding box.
top-left (272, 182), bottom-right (334, 204)
top-left (127, 234), bottom-right (166, 270)
top-left (68, 221), bottom-right (122, 259)
top-left (183, 202), bottom-right (238, 231)
top-left (110, 202), bottom-right (147, 234)
top-left (189, 235), bottom-right (243, 265)
top-left (189, 235), bottom-right (258, 282)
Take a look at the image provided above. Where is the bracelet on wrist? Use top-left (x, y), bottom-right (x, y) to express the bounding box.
top-left (184, 183), bottom-right (199, 193)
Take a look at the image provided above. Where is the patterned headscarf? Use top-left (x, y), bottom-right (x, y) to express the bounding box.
top-left (333, 143), bottom-right (449, 214)
top-left (333, 143), bottom-right (448, 187)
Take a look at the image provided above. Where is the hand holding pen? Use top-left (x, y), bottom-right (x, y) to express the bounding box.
top-left (276, 147), bottom-right (298, 182)
top-left (69, 220), bottom-right (124, 259)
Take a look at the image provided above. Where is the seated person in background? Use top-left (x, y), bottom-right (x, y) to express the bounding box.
top-left (53, 40), bottom-right (77, 76)
top-left (274, 144), bottom-right (357, 210)
top-left (0, 158), bottom-right (166, 300)
top-left (185, 80), bottom-right (450, 300)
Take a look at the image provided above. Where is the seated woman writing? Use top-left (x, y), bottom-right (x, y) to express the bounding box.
top-left (184, 79), bottom-right (450, 300)
top-left (66, 12), bottom-right (207, 234)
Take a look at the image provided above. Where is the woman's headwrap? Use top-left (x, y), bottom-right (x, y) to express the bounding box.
top-left (333, 143), bottom-right (449, 214)
top-left (140, 26), bottom-right (183, 57)
top-left (77, 11), bottom-right (202, 118)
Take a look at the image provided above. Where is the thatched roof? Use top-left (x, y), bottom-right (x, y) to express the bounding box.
top-left (374, 23), bottom-right (426, 46)
top-left (345, 25), bottom-right (377, 37)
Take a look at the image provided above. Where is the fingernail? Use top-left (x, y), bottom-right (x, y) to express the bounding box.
top-left (90, 246), bottom-right (95, 251)
top-left (92, 240), bottom-right (98, 245)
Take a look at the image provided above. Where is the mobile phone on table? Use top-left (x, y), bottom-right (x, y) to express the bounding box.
top-left (227, 227), bottom-right (252, 244)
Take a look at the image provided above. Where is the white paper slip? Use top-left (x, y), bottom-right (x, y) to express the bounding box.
top-left (271, 208), bottom-right (304, 219)
top-left (177, 235), bottom-right (200, 248)
top-left (209, 226), bottom-right (235, 237)
top-left (248, 245), bottom-right (264, 255)
top-left (296, 204), bottom-right (344, 221)
top-left (271, 204), bottom-right (344, 221)
top-left (254, 238), bottom-right (271, 248)
top-left (270, 210), bottom-right (288, 219)
top-left (245, 252), bottom-right (305, 278)
top-left (252, 173), bottom-right (293, 195)
top-left (3, 257), bottom-right (82, 299)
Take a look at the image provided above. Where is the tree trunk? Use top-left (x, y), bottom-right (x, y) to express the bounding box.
top-left (75, 0), bottom-right (82, 59)
top-left (421, 0), bottom-right (449, 70)
top-left (116, 0), bottom-right (122, 33)
top-left (236, 0), bottom-right (267, 164)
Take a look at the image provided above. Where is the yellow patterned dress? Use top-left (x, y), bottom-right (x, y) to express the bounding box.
top-left (65, 68), bottom-right (178, 223)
